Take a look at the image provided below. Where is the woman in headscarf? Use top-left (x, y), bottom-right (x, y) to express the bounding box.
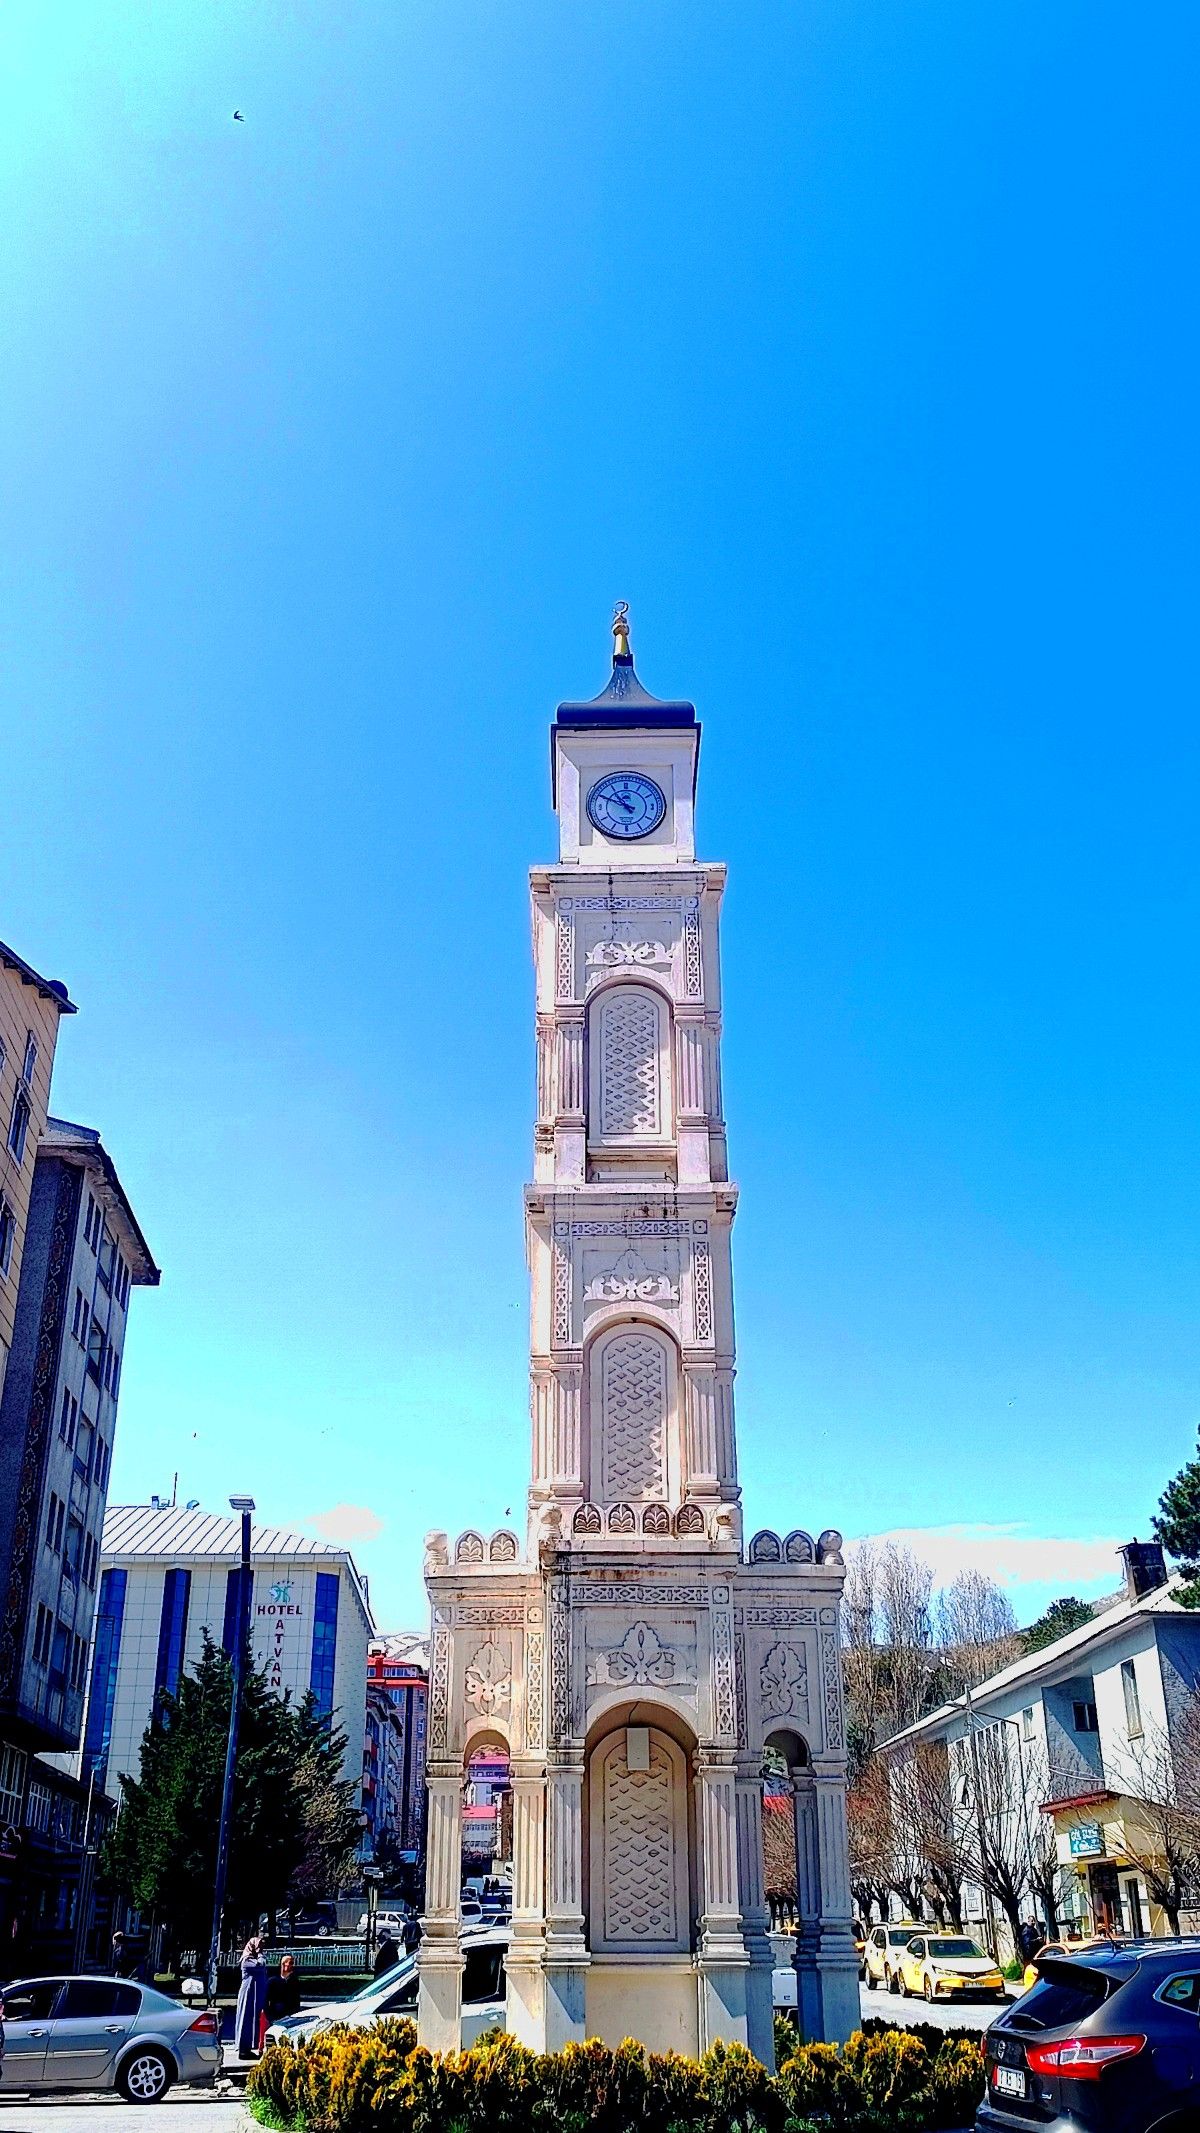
top-left (234, 1936), bottom-right (269, 2058)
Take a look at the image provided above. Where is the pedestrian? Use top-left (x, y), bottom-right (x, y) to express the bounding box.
top-left (235, 1936), bottom-right (269, 2059)
top-left (402, 1912), bottom-right (420, 1954)
top-left (373, 1931), bottom-right (400, 1979)
top-left (267, 1953), bottom-right (301, 2023)
top-left (110, 1928), bottom-right (126, 1976)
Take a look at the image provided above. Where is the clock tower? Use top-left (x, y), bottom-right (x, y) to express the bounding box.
top-left (418, 613), bottom-right (859, 2059)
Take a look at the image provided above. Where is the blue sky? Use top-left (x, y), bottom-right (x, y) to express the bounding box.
top-left (3, 2), bottom-right (1198, 1631)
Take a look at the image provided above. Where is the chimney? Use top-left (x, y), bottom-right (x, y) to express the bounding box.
top-left (1119, 1539), bottom-right (1167, 1602)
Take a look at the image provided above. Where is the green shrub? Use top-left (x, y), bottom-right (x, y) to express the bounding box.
top-left (247, 2017), bottom-right (983, 2133)
top-left (773, 2011), bottom-right (798, 2069)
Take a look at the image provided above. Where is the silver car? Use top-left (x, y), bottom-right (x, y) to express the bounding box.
top-left (0, 1974), bottom-right (221, 2101)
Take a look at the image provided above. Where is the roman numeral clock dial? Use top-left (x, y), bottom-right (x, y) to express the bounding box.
top-left (585, 771), bottom-right (667, 840)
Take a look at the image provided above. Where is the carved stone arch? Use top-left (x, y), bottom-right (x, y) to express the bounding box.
top-left (455, 1530), bottom-right (485, 1564)
top-left (587, 1724), bottom-right (691, 1954)
top-left (784, 1529), bottom-right (815, 1564)
top-left (674, 1502), bottom-right (705, 1536)
top-left (642, 1503), bottom-right (671, 1535)
top-left (585, 1317), bottom-right (680, 1505)
top-left (586, 980), bottom-right (673, 1144)
top-left (608, 1502), bottom-right (635, 1534)
top-left (488, 1529), bottom-right (518, 1562)
top-left (748, 1529), bottom-right (782, 1563)
top-left (573, 1502), bottom-right (601, 1535)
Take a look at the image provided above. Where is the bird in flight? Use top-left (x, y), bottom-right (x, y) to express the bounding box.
top-left (232, 109), bottom-right (244, 122)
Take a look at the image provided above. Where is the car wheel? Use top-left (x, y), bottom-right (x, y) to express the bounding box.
top-left (887, 1968), bottom-right (900, 1995)
top-left (119, 2049), bottom-right (172, 2103)
top-left (317, 1922), bottom-right (332, 1937)
top-left (923, 1976), bottom-right (933, 2001)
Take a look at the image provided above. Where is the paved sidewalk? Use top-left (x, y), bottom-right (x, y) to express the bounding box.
top-left (0, 2088), bottom-right (250, 2132)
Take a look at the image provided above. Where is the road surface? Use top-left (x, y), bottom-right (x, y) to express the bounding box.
top-left (856, 1977), bottom-right (1008, 2032)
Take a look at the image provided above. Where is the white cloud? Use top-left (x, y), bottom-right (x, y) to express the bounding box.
top-left (847, 1522), bottom-right (1125, 1603)
top-left (308, 1502), bottom-right (386, 1545)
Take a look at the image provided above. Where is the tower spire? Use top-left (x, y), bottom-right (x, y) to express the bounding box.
top-left (611, 600), bottom-right (631, 662)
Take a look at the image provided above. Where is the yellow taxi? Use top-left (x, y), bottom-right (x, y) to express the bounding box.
top-left (861, 1921), bottom-right (922, 1990)
top-left (897, 1930), bottom-right (1007, 2002)
top-left (1020, 1934), bottom-right (1134, 1991)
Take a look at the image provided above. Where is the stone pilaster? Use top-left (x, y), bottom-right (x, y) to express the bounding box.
top-left (734, 1758), bottom-right (775, 2068)
top-left (813, 1767), bottom-right (860, 2044)
top-left (792, 1776), bottom-right (824, 2042)
top-left (506, 1766), bottom-right (547, 2047)
top-left (417, 1772), bottom-right (464, 2050)
top-left (543, 1755), bottom-right (588, 2045)
top-left (695, 1748), bottom-right (749, 2047)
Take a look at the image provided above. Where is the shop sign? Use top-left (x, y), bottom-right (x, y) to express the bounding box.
top-left (1069, 1822), bottom-right (1104, 1857)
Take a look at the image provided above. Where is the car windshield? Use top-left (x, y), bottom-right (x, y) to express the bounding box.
top-left (1007, 1964), bottom-right (1112, 2033)
top-left (342, 1961), bottom-right (415, 2005)
top-left (887, 1928), bottom-right (916, 1945)
top-left (928, 1939), bottom-right (983, 1958)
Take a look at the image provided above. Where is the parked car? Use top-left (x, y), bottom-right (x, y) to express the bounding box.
top-left (0, 1975), bottom-right (219, 2102)
top-left (460, 1898), bottom-right (484, 1927)
top-left (355, 1908), bottom-right (409, 1939)
top-left (862, 1921), bottom-right (922, 1991)
top-left (898, 1932), bottom-right (1006, 2002)
top-left (979, 1941), bottom-right (1200, 2133)
top-left (267, 1902), bottom-right (339, 1939)
top-left (1020, 1934), bottom-right (1135, 1992)
top-left (265, 1929), bottom-right (511, 2052)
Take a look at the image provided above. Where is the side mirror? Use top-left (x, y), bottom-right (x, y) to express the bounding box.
top-left (181, 1977), bottom-right (206, 2000)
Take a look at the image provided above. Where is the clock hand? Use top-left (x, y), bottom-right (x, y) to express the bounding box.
top-left (611, 792), bottom-right (634, 812)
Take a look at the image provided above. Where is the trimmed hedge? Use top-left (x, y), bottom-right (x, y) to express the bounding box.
top-left (246, 2019), bottom-right (985, 2133)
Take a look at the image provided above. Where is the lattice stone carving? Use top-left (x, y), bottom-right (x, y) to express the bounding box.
top-left (601, 1737), bottom-right (679, 1946)
top-left (599, 991), bottom-right (661, 1135)
top-left (600, 1334), bottom-right (668, 1500)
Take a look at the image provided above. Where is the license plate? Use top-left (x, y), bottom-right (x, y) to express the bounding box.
top-left (993, 2065), bottom-right (1026, 2097)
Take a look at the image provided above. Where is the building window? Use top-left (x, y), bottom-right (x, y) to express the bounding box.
top-left (82, 1567), bottom-right (127, 1790)
top-left (25, 1779), bottom-right (52, 1835)
top-left (86, 1317), bottom-right (104, 1383)
top-left (310, 1572), bottom-right (340, 1716)
top-left (45, 1494), bottom-right (64, 1554)
top-left (1021, 1706), bottom-right (1035, 1742)
top-left (85, 1193), bottom-right (98, 1248)
top-left (154, 1568), bottom-right (191, 1702)
top-left (21, 1033), bottom-right (37, 1085)
top-left (0, 1197), bottom-right (13, 1278)
top-left (0, 1742), bottom-right (26, 1826)
top-left (59, 1388), bottom-right (78, 1446)
top-left (8, 1089), bottom-right (30, 1163)
top-left (32, 1605), bottom-right (52, 1666)
top-left (1121, 1659), bottom-right (1143, 1739)
top-left (97, 1225), bottom-right (115, 1291)
top-left (82, 1531), bottom-right (98, 1587)
top-left (1073, 1699), bottom-right (1099, 1734)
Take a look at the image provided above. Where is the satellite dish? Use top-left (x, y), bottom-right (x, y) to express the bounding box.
top-left (185, 1499), bottom-right (201, 1510)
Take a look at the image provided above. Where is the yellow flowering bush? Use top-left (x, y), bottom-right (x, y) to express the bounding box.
top-left (246, 2018), bottom-right (983, 2132)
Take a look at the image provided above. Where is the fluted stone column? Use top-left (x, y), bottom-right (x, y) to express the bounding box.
top-left (813, 1768), bottom-right (860, 2043)
top-left (734, 1758), bottom-right (775, 2066)
top-left (506, 1766), bottom-right (547, 2046)
top-left (418, 1772), bottom-right (464, 2049)
top-left (543, 1755), bottom-right (588, 2045)
top-left (695, 1749), bottom-right (749, 2046)
top-left (791, 1774), bottom-right (823, 2041)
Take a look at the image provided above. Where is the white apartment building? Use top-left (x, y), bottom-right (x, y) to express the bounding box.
top-left (881, 1548), bottom-right (1200, 1949)
top-left (63, 1503), bottom-right (374, 1802)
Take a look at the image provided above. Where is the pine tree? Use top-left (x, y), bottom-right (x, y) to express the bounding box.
top-left (1022, 1595), bottom-right (1095, 1652)
top-left (103, 1633), bottom-right (363, 1955)
top-left (1154, 1428), bottom-right (1200, 1607)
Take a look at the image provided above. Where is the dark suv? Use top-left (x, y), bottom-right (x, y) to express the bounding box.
top-left (979, 1941), bottom-right (1200, 2133)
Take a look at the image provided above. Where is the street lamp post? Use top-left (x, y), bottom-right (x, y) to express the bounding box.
top-left (207, 1495), bottom-right (255, 1999)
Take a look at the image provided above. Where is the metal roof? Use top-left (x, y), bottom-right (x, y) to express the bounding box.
top-left (555, 651), bottom-right (696, 729)
top-left (100, 1503), bottom-right (376, 1632)
top-left (104, 1503), bottom-right (349, 1559)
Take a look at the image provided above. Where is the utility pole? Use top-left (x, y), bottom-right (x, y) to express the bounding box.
top-left (207, 1495), bottom-right (255, 1999)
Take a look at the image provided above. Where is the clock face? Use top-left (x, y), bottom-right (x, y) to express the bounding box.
top-left (586, 771), bottom-right (667, 841)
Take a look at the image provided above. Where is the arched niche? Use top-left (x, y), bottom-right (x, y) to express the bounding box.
top-left (761, 1728), bottom-right (811, 1933)
top-left (585, 980), bottom-right (673, 1146)
top-left (461, 1730), bottom-right (511, 1906)
top-left (584, 1317), bottom-right (681, 1504)
top-left (585, 1715), bottom-right (693, 1956)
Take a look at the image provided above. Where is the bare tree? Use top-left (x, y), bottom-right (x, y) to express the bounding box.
top-left (1106, 1701), bottom-right (1200, 1934)
top-left (936, 1571), bottom-right (1022, 1693)
top-left (843, 1542), bottom-right (942, 1780)
top-left (847, 1756), bottom-right (894, 1922)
